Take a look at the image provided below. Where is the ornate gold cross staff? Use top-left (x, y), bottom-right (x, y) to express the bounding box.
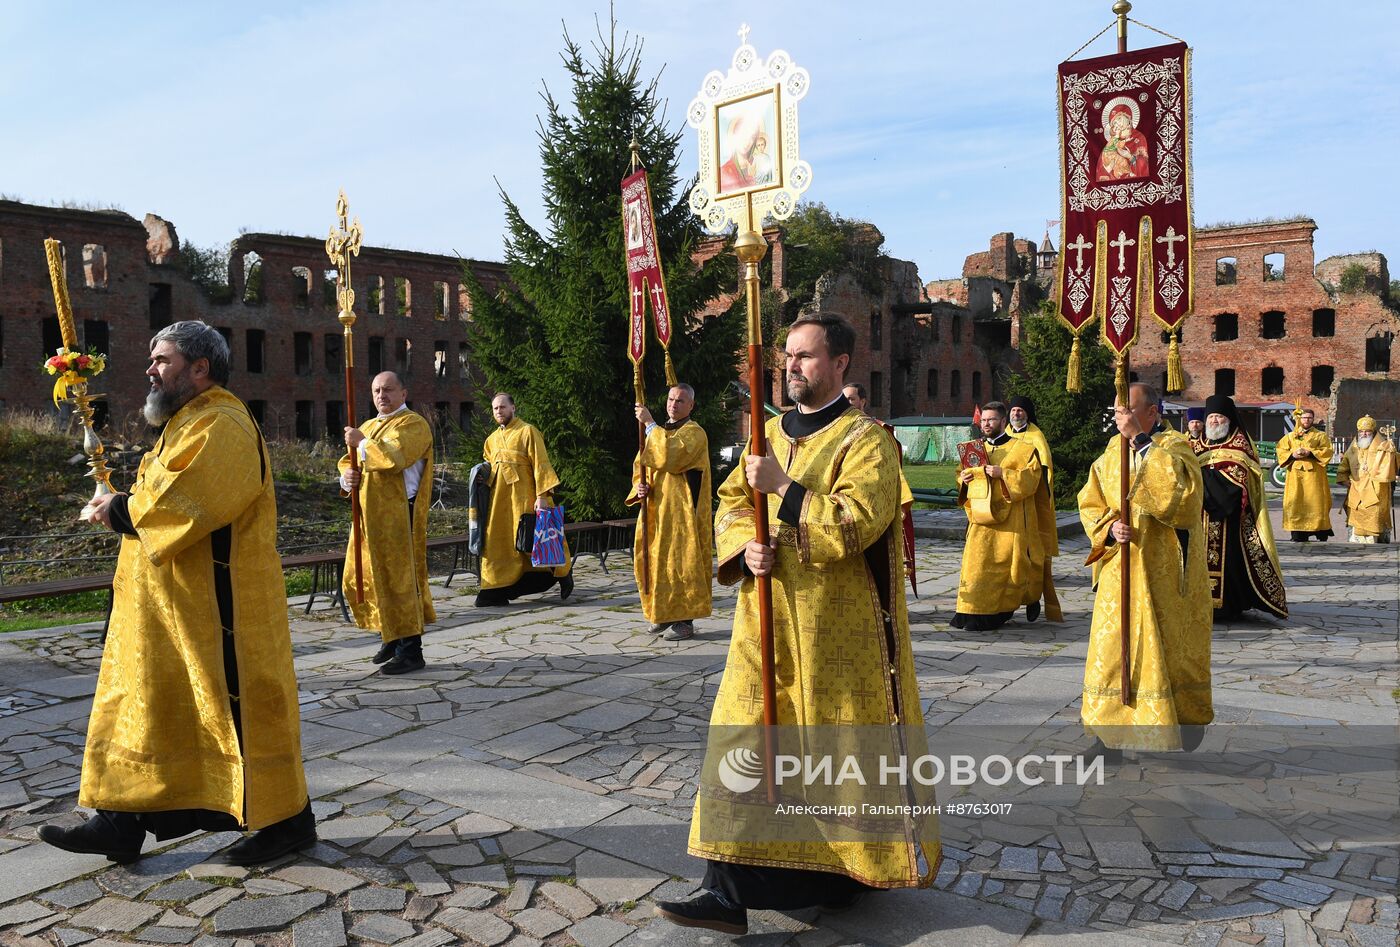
top-left (326, 191), bottom-right (366, 604)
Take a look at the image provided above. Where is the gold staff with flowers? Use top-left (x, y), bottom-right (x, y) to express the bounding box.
top-left (42, 238), bottom-right (115, 521)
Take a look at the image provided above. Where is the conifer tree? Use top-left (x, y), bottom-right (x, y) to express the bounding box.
top-left (1003, 305), bottom-right (1116, 507)
top-left (463, 18), bottom-right (742, 521)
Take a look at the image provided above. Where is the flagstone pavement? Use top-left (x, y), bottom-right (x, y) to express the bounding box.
top-left (0, 500), bottom-right (1395, 947)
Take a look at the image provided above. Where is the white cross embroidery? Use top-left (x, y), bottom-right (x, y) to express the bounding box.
top-left (1110, 230), bottom-right (1136, 274)
top-left (1155, 225), bottom-right (1186, 268)
top-left (1067, 233), bottom-right (1093, 274)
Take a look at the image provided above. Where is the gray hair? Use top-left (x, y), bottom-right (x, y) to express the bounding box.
top-left (151, 320), bottom-right (230, 384)
top-left (671, 383), bottom-right (696, 400)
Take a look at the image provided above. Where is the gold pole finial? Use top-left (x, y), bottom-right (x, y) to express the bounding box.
top-left (1113, 1), bottom-right (1132, 51)
top-left (629, 135), bottom-right (641, 174)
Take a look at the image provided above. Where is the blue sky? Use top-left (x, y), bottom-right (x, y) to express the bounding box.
top-left (3, 1), bottom-right (1396, 279)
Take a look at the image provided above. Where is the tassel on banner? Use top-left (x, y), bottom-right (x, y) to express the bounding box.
top-left (1066, 334), bottom-right (1083, 393)
top-left (663, 349), bottom-right (677, 388)
top-left (1166, 329), bottom-right (1184, 394)
top-left (633, 363), bottom-right (647, 406)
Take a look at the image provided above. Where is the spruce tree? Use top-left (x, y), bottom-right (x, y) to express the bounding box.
top-left (1003, 304), bottom-right (1117, 507)
top-left (463, 18), bottom-right (742, 521)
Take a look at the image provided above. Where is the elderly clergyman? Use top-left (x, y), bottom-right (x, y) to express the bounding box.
top-left (1337, 415), bottom-right (1397, 543)
top-left (339, 371), bottom-right (436, 674)
top-left (41, 321), bottom-right (314, 865)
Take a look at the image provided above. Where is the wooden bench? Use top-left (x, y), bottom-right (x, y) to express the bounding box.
top-left (0, 573), bottom-right (117, 633)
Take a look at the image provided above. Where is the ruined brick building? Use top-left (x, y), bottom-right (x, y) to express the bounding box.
top-left (1122, 218), bottom-right (1398, 433)
top-left (0, 199), bottom-right (504, 440)
top-left (3, 198), bottom-right (1394, 442)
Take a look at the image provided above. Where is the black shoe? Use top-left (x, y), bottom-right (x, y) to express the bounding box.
top-left (654, 892), bottom-right (747, 935)
top-left (38, 810), bottom-right (144, 864)
top-left (1180, 725), bottom-right (1206, 752)
top-left (381, 637), bottom-right (425, 675)
top-left (559, 573), bottom-right (574, 601)
top-left (1026, 601), bottom-right (1041, 623)
top-left (820, 890), bottom-right (868, 914)
top-left (371, 641), bottom-right (397, 664)
top-left (1085, 738), bottom-right (1123, 766)
top-left (474, 590), bottom-right (509, 607)
top-left (217, 801), bottom-right (316, 866)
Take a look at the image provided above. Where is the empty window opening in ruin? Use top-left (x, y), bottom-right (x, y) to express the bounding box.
top-left (870, 372), bottom-right (883, 407)
top-left (325, 333), bottom-right (343, 374)
top-left (215, 326), bottom-right (233, 354)
top-left (870, 310), bottom-right (882, 351)
top-left (323, 269), bottom-right (339, 309)
top-left (458, 284), bottom-right (472, 322)
top-left (395, 337), bottom-right (412, 375)
top-left (926, 369), bottom-right (938, 397)
top-left (1261, 310), bottom-right (1286, 339)
top-left (242, 252), bottom-right (263, 304)
top-left (1312, 309), bottom-right (1336, 337)
top-left (458, 342), bottom-right (471, 381)
top-left (434, 282), bottom-right (450, 321)
top-left (42, 317), bottom-right (63, 359)
top-left (951, 370), bottom-right (962, 399)
top-left (434, 340), bottom-right (449, 379)
top-left (395, 277), bottom-right (412, 318)
top-left (325, 400), bottom-right (345, 439)
top-left (1160, 326), bottom-right (1185, 345)
top-left (246, 329), bottom-right (266, 373)
top-left (83, 319), bottom-right (109, 358)
top-left (248, 400), bottom-right (266, 426)
top-left (294, 332), bottom-right (313, 375)
top-left (367, 275), bottom-right (384, 315)
top-left (1366, 333), bottom-right (1393, 373)
top-left (1215, 257), bottom-right (1236, 286)
top-left (1215, 368), bottom-right (1235, 397)
top-left (459, 402), bottom-right (474, 430)
top-left (951, 315), bottom-right (962, 343)
top-left (82, 244), bottom-right (108, 289)
top-left (368, 336), bottom-right (386, 376)
top-left (291, 266), bottom-right (312, 307)
top-left (1261, 366), bottom-right (1284, 396)
top-left (1263, 253), bottom-right (1285, 282)
top-left (1310, 365), bottom-right (1334, 397)
top-left (148, 282), bottom-right (173, 331)
top-left (1213, 313), bottom-right (1238, 341)
top-left (295, 401), bottom-right (314, 440)
top-left (972, 370), bottom-right (982, 401)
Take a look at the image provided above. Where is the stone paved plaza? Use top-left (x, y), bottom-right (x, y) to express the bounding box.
top-left (0, 500), bottom-right (1396, 947)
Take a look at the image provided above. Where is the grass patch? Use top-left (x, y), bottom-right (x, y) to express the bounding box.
top-left (902, 464), bottom-right (958, 491)
top-left (0, 589), bottom-right (110, 633)
top-left (0, 610), bottom-right (105, 633)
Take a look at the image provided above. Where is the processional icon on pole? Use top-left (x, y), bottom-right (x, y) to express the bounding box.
top-left (687, 24), bottom-right (812, 800)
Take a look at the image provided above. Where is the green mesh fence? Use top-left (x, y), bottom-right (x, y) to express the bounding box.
top-left (893, 425), bottom-right (971, 464)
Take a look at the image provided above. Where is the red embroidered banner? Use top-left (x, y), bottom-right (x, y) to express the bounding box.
top-left (622, 169), bottom-right (673, 369)
top-left (1056, 41), bottom-right (1192, 358)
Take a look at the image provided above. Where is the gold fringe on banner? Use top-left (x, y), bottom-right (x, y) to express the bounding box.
top-left (1166, 330), bottom-right (1184, 393)
top-left (663, 350), bottom-right (677, 388)
top-left (1066, 334), bottom-right (1083, 393)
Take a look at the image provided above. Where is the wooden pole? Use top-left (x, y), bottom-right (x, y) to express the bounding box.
top-left (735, 200), bottom-right (778, 803)
top-left (1114, 0), bottom-right (1133, 705)
top-left (636, 381), bottom-right (650, 598)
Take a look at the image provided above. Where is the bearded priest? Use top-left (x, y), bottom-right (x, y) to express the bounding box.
top-left (1337, 415), bottom-right (1397, 543)
top-left (1275, 407), bottom-right (1333, 543)
top-left (1193, 395), bottom-right (1287, 621)
top-left (952, 401), bottom-right (1050, 629)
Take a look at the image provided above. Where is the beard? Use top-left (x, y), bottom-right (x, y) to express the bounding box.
top-left (143, 368), bottom-right (196, 425)
top-left (1010, 421), bottom-right (1026, 432)
top-left (1205, 421), bottom-right (1230, 442)
top-left (1357, 434), bottom-right (1374, 448)
top-left (786, 373), bottom-right (827, 407)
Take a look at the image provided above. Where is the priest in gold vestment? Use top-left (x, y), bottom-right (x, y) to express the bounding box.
top-left (659, 315), bottom-right (937, 937)
top-left (1337, 415), bottom-right (1397, 543)
top-left (627, 383), bottom-right (712, 641)
top-left (953, 401), bottom-right (1049, 630)
top-left (1007, 394), bottom-right (1062, 621)
top-left (476, 393), bottom-right (573, 605)
top-left (842, 382), bottom-right (918, 592)
top-left (41, 322), bottom-right (313, 866)
top-left (1275, 408), bottom-right (1333, 542)
top-left (1078, 383), bottom-right (1213, 756)
top-left (339, 372), bottom-right (435, 674)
